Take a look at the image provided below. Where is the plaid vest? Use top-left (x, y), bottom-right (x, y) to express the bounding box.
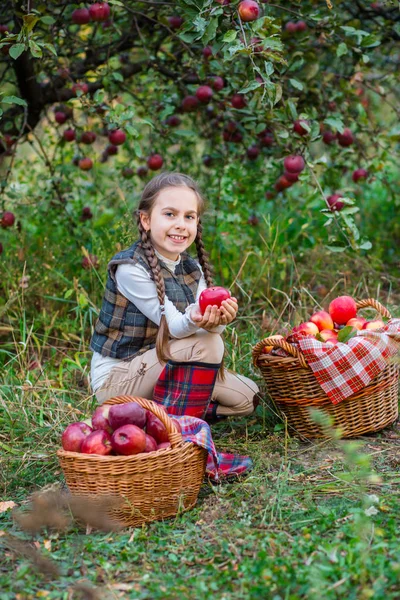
top-left (90, 241), bottom-right (202, 360)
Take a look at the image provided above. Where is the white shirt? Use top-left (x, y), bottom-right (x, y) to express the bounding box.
top-left (90, 249), bottom-right (225, 391)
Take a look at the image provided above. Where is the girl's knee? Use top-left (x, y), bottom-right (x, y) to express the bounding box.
top-left (193, 331), bottom-right (225, 364)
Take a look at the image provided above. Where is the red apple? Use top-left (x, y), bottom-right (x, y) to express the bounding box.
top-left (78, 157), bottom-right (93, 171)
top-left (283, 171), bottom-right (299, 183)
top-left (106, 144), bottom-right (118, 156)
top-left (157, 442), bottom-right (171, 451)
top-left (310, 310), bottom-right (334, 331)
top-left (81, 430), bottom-right (112, 455)
top-left (137, 166), bottom-right (148, 178)
top-left (167, 16), bottom-right (184, 29)
top-left (182, 95), bottom-right (199, 112)
top-left (319, 329), bottom-right (338, 342)
top-left (363, 320), bottom-right (385, 331)
top-left (196, 85), bottom-right (213, 104)
top-left (1, 211), bottom-right (15, 228)
top-left (71, 8), bottom-right (91, 25)
top-left (285, 21), bottom-right (297, 34)
top-left (352, 168), bottom-right (368, 182)
top-left (111, 424), bottom-right (146, 456)
top-left (147, 154), bottom-right (163, 170)
top-left (202, 46), bottom-right (213, 59)
top-left (212, 76), bottom-right (224, 91)
top-left (62, 422), bottom-right (93, 452)
top-left (92, 405), bottom-right (113, 434)
top-left (293, 119), bottom-right (309, 136)
top-left (346, 317), bottom-right (367, 330)
top-left (55, 111), bottom-right (67, 125)
top-left (63, 128), bottom-right (76, 142)
top-left (89, 2), bottom-right (111, 22)
top-left (108, 401), bottom-right (147, 430)
top-left (231, 94), bottom-right (247, 109)
top-left (144, 434), bottom-right (158, 453)
top-left (81, 207), bottom-right (93, 221)
top-left (72, 82), bottom-right (89, 96)
top-left (337, 128), bottom-right (354, 147)
top-left (329, 295), bottom-right (357, 325)
top-left (199, 286), bottom-right (231, 314)
top-left (146, 412), bottom-right (169, 444)
top-left (327, 193), bottom-right (344, 211)
top-left (165, 115), bottom-right (181, 127)
top-left (284, 155), bottom-right (305, 174)
top-left (82, 254), bottom-right (99, 270)
top-left (238, 0), bottom-right (260, 22)
top-left (293, 322), bottom-right (319, 336)
top-left (322, 130), bottom-right (337, 145)
top-left (295, 20), bottom-right (307, 32)
top-left (80, 131), bottom-right (96, 144)
top-left (122, 167), bottom-right (134, 178)
top-left (108, 129), bottom-right (126, 145)
top-left (247, 145), bottom-right (260, 160)
top-left (274, 176), bottom-right (292, 192)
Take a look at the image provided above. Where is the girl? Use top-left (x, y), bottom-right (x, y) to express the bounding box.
top-left (90, 172), bottom-right (260, 420)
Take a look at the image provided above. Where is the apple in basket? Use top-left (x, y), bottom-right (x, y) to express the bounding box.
top-left (146, 411), bottom-right (170, 444)
top-left (157, 442), bottom-right (171, 451)
top-left (145, 434), bottom-right (158, 453)
top-left (199, 286), bottom-right (231, 314)
top-left (62, 422), bottom-right (93, 452)
top-left (329, 295), bottom-right (357, 325)
top-left (309, 310), bottom-right (334, 331)
top-left (81, 430), bottom-right (113, 455)
top-left (108, 401), bottom-right (147, 430)
top-left (91, 405), bottom-right (113, 433)
top-left (111, 424), bottom-right (147, 455)
top-left (346, 317), bottom-right (367, 330)
top-left (363, 320), bottom-right (385, 331)
top-left (292, 322), bottom-right (319, 336)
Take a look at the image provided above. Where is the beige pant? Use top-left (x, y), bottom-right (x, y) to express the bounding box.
top-left (95, 331), bottom-right (259, 417)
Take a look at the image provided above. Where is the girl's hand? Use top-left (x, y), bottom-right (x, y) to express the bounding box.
top-left (191, 304), bottom-right (222, 331)
top-left (219, 297), bottom-right (238, 325)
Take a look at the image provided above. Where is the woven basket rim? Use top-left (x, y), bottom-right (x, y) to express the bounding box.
top-left (56, 440), bottom-right (204, 462)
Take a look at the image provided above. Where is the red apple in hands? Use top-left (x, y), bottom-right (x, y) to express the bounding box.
top-left (146, 412), bottom-right (169, 444)
top-left (329, 296), bottom-right (357, 325)
top-left (81, 430), bottom-right (113, 455)
top-left (346, 317), bottom-right (367, 330)
top-left (92, 405), bottom-right (113, 433)
top-left (199, 286), bottom-right (231, 315)
top-left (108, 401), bottom-right (147, 430)
top-left (111, 424), bottom-right (146, 455)
top-left (363, 320), bottom-right (385, 331)
top-left (309, 311), bottom-right (334, 331)
top-left (62, 422), bottom-right (93, 452)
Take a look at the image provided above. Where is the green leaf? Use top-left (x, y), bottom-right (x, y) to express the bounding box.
top-left (23, 14), bottom-right (39, 32)
top-left (40, 42), bottom-right (57, 56)
top-left (40, 16), bottom-right (56, 25)
top-left (238, 80), bottom-right (262, 94)
top-left (287, 99), bottom-right (298, 120)
top-left (289, 78), bottom-right (303, 91)
top-left (336, 43), bottom-right (348, 57)
top-left (337, 326), bottom-right (357, 343)
top-left (326, 245), bottom-right (347, 253)
top-left (9, 44), bottom-right (25, 60)
top-left (28, 40), bottom-right (42, 58)
top-left (223, 30), bottom-right (238, 43)
top-left (341, 207), bottom-right (359, 215)
top-left (178, 32), bottom-right (199, 43)
top-left (112, 72), bottom-right (124, 82)
top-left (324, 117), bottom-right (345, 133)
top-left (273, 83), bottom-right (282, 106)
top-left (358, 240), bottom-right (372, 250)
top-left (1, 95), bottom-right (27, 107)
top-left (133, 141), bottom-right (142, 157)
top-left (203, 18), bottom-right (218, 45)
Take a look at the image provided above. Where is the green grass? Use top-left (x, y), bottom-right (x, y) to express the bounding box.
top-left (1, 255), bottom-right (400, 599)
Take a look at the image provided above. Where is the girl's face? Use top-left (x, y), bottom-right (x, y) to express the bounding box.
top-left (140, 186), bottom-right (200, 261)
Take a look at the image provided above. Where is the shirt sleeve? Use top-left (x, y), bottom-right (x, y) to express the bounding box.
top-left (114, 263), bottom-right (202, 338)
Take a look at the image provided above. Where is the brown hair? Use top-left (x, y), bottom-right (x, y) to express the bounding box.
top-left (135, 172), bottom-right (217, 365)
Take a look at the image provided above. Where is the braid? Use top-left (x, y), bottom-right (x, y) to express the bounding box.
top-left (195, 220), bottom-right (214, 288)
top-left (136, 214), bottom-right (172, 364)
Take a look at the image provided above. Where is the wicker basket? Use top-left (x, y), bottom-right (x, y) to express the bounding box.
top-left (57, 396), bottom-right (208, 528)
top-left (252, 299), bottom-right (399, 439)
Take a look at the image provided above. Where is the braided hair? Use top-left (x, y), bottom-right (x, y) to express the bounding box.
top-left (135, 172), bottom-right (217, 365)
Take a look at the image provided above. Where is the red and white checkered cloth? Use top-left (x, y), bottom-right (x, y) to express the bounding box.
top-left (296, 319), bottom-right (400, 404)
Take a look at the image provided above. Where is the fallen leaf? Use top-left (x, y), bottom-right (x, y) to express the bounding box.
top-left (0, 501), bottom-right (16, 513)
top-left (44, 539), bottom-right (52, 551)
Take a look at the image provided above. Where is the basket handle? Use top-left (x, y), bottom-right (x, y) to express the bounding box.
top-left (356, 298), bottom-right (391, 318)
top-left (252, 336), bottom-right (308, 369)
top-left (103, 395), bottom-right (183, 449)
